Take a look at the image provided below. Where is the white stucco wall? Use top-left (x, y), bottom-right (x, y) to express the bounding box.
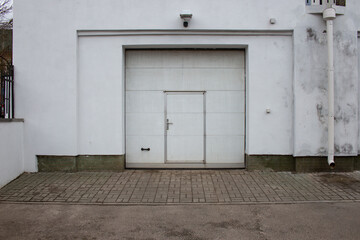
top-left (0, 121), bottom-right (24, 188)
top-left (13, 0), bottom-right (360, 171)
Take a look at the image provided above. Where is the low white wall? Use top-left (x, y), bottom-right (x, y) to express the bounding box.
top-left (0, 120), bottom-right (24, 188)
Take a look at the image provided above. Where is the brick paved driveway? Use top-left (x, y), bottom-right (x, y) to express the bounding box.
top-left (0, 170), bottom-right (359, 204)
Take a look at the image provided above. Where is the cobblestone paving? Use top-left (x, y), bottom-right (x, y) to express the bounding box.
top-left (0, 170), bottom-right (359, 204)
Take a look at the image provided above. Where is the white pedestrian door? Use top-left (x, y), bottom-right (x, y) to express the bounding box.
top-left (165, 92), bottom-right (205, 163)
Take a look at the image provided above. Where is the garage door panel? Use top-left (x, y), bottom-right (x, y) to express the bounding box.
top-left (126, 50), bottom-right (183, 68)
top-left (171, 75), bottom-right (204, 91)
top-left (206, 136), bottom-right (245, 163)
top-left (204, 69), bottom-right (245, 91)
top-left (206, 91), bottom-right (245, 113)
top-left (127, 50), bottom-right (245, 69)
top-left (126, 91), bottom-right (164, 113)
top-left (126, 69), bottom-right (182, 91)
top-left (126, 136), bottom-right (164, 163)
top-left (207, 113), bottom-right (245, 136)
top-left (126, 63), bottom-right (245, 92)
top-left (182, 69), bottom-right (244, 91)
top-left (182, 51), bottom-right (245, 68)
top-left (126, 113), bottom-right (164, 136)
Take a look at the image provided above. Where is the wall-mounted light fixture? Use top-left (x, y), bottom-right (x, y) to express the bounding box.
top-left (269, 18), bottom-right (276, 24)
top-left (180, 10), bottom-right (192, 27)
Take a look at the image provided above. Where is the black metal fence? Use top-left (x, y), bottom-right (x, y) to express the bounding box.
top-left (306, 0), bottom-right (346, 6)
top-left (336, 0), bottom-right (346, 6)
top-left (0, 65), bottom-right (14, 119)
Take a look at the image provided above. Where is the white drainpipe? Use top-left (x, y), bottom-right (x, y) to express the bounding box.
top-left (323, 7), bottom-right (336, 168)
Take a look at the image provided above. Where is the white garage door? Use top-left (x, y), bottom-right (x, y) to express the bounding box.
top-left (125, 50), bottom-right (245, 168)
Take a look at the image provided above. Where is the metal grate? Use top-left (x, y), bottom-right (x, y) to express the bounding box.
top-left (0, 65), bottom-right (14, 119)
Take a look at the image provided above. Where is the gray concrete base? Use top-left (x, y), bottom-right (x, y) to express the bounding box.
top-left (295, 156), bottom-right (357, 172)
top-left (38, 154), bottom-right (359, 172)
top-left (246, 154), bottom-right (360, 172)
top-left (37, 156), bottom-right (77, 172)
top-left (37, 155), bottom-right (125, 172)
top-left (354, 156), bottom-right (360, 171)
top-left (246, 155), bottom-right (294, 172)
top-left (77, 155), bottom-right (124, 171)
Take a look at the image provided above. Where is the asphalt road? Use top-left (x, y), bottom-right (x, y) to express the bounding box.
top-left (0, 202), bottom-right (359, 240)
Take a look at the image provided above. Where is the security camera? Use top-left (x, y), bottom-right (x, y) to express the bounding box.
top-left (180, 10), bottom-right (192, 27)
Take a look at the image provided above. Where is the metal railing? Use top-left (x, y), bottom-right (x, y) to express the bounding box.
top-left (0, 65), bottom-right (14, 119)
top-left (306, 0), bottom-right (345, 6)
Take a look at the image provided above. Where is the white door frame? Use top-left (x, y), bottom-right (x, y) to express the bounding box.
top-left (164, 91), bottom-right (206, 164)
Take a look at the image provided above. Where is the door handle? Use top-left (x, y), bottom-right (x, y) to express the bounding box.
top-left (166, 119), bottom-right (173, 130)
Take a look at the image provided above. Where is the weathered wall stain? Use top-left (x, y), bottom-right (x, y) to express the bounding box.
top-left (299, 28), bottom-right (328, 95)
top-left (341, 144), bottom-right (354, 154)
top-left (318, 144), bottom-right (354, 155)
top-left (335, 143), bottom-right (354, 154)
top-left (300, 71), bottom-right (327, 94)
top-left (306, 28), bottom-right (326, 44)
top-left (318, 147), bottom-right (327, 155)
top-left (316, 103), bottom-right (326, 124)
top-left (334, 104), bottom-right (356, 125)
top-left (307, 28), bottom-right (317, 41)
top-left (335, 31), bottom-right (357, 57)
